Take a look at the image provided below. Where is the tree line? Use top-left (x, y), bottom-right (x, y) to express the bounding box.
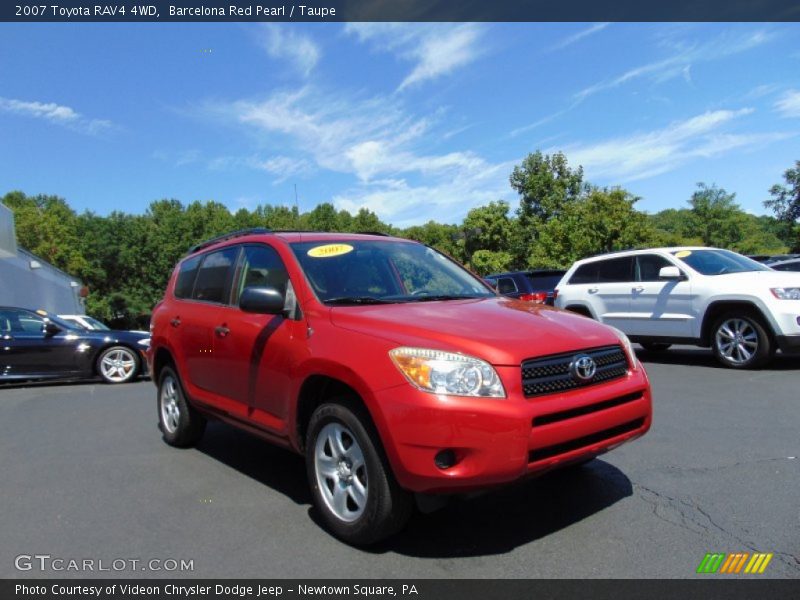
top-left (3, 152), bottom-right (799, 328)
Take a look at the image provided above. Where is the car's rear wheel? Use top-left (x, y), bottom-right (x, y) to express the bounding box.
top-left (640, 342), bottom-right (672, 352)
top-left (158, 366), bottom-right (206, 447)
top-left (306, 401), bottom-right (412, 545)
top-left (712, 313), bottom-right (773, 369)
top-left (97, 346), bottom-right (140, 384)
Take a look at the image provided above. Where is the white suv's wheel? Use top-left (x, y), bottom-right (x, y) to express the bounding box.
top-left (97, 346), bottom-right (139, 384)
top-left (712, 313), bottom-right (772, 369)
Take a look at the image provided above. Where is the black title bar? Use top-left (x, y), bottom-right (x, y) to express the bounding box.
top-left (3, 0), bottom-right (800, 22)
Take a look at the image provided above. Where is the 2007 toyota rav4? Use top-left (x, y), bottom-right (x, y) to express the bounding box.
top-left (148, 229), bottom-right (652, 544)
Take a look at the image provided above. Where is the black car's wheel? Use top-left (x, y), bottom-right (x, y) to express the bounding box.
top-left (158, 366), bottom-right (206, 447)
top-left (97, 346), bottom-right (140, 384)
top-left (640, 342), bottom-right (672, 352)
top-left (306, 400), bottom-right (413, 546)
top-left (711, 313), bottom-right (773, 369)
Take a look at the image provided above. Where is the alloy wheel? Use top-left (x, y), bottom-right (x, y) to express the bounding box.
top-left (715, 318), bottom-right (759, 365)
top-left (314, 422), bottom-right (368, 523)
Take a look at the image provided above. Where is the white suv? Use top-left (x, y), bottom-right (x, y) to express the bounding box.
top-left (555, 247), bottom-right (800, 369)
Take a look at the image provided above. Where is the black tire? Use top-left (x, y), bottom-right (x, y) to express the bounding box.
top-left (711, 312), bottom-right (773, 369)
top-left (157, 366), bottom-right (206, 447)
top-left (305, 400), bottom-right (413, 546)
top-left (640, 342), bottom-right (672, 352)
top-left (96, 345), bottom-right (140, 384)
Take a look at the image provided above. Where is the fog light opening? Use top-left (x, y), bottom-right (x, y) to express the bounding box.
top-left (434, 449), bottom-right (458, 470)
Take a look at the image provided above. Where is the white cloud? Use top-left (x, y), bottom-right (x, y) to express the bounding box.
top-left (345, 23), bottom-right (484, 91)
top-left (549, 23), bottom-right (609, 51)
top-left (775, 90), bottom-right (800, 118)
top-left (255, 155), bottom-right (313, 183)
top-left (0, 97), bottom-right (111, 134)
top-left (574, 29), bottom-right (775, 103)
top-left (211, 85), bottom-right (511, 223)
top-left (557, 108), bottom-right (792, 182)
top-left (257, 24), bottom-right (320, 77)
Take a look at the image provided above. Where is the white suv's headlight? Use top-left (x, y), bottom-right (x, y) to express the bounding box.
top-left (607, 326), bottom-right (639, 371)
top-left (771, 287), bottom-right (800, 300)
top-left (389, 347), bottom-right (506, 398)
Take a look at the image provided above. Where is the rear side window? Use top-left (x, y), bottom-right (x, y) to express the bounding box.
top-left (524, 273), bottom-right (563, 291)
top-left (192, 247), bottom-right (239, 304)
top-left (174, 255), bottom-right (202, 299)
top-left (569, 257), bottom-right (634, 284)
top-left (233, 245), bottom-right (290, 304)
top-left (496, 277), bottom-right (518, 294)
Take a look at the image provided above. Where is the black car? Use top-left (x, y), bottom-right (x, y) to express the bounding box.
top-left (0, 307), bottom-right (150, 384)
top-left (770, 258), bottom-right (800, 272)
top-left (485, 270), bottom-right (566, 305)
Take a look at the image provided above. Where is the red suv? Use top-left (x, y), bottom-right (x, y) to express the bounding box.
top-left (148, 229), bottom-right (652, 544)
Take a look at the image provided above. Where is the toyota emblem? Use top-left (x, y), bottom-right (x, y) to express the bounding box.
top-left (570, 354), bottom-right (597, 382)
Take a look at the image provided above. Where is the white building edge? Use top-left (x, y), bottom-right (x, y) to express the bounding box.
top-left (0, 202), bottom-right (86, 314)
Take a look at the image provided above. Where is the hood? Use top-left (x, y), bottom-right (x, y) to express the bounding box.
top-left (329, 297), bottom-right (621, 366)
top-left (708, 269), bottom-right (800, 287)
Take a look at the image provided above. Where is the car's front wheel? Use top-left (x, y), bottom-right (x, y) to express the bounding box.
top-left (306, 401), bottom-right (413, 545)
top-left (158, 366), bottom-right (206, 447)
top-left (97, 346), bottom-right (140, 384)
top-left (712, 313), bottom-right (773, 369)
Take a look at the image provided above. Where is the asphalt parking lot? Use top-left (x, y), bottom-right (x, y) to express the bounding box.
top-left (0, 347), bottom-right (798, 579)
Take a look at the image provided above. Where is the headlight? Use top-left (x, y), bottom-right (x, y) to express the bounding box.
top-left (607, 326), bottom-right (638, 371)
top-left (771, 287), bottom-right (800, 300)
top-left (389, 347), bottom-right (506, 398)
top-left (137, 338), bottom-right (151, 347)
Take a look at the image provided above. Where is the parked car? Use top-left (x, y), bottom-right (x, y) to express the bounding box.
top-left (555, 247), bottom-right (800, 369)
top-left (149, 228), bottom-right (652, 545)
top-left (769, 258), bottom-right (800, 272)
top-left (0, 307), bottom-right (150, 384)
top-left (485, 270), bottom-right (566, 305)
top-left (58, 313), bottom-right (149, 335)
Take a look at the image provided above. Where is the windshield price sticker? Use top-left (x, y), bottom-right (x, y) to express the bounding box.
top-left (307, 243), bottom-right (354, 258)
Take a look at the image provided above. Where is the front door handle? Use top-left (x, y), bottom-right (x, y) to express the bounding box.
top-left (215, 325), bottom-right (230, 338)
top-left (633, 286), bottom-right (645, 293)
top-left (588, 287), bottom-right (599, 294)
top-left (170, 317), bottom-right (181, 327)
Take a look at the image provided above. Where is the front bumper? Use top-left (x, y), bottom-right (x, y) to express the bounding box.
top-left (775, 334), bottom-right (800, 353)
top-left (374, 366), bottom-right (652, 494)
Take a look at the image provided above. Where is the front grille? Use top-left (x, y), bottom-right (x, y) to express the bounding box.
top-left (521, 345), bottom-right (628, 397)
top-left (528, 418), bottom-right (645, 463)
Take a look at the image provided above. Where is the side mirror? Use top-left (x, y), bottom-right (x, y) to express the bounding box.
top-left (659, 266), bottom-right (684, 280)
top-left (43, 321), bottom-right (62, 336)
top-left (239, 286), bottom-right (285, 315)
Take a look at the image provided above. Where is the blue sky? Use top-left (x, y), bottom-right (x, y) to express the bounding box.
top-left (1, 22), bottom-right (799, 226)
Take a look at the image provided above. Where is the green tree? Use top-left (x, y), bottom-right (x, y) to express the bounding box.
top-left (764, 160), bottom-right (800, 251)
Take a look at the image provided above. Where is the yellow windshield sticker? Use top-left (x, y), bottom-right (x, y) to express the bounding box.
top-left (675, 250), bottom-right (692, 258)
top-left (307, 243), bottom-right (354, 258)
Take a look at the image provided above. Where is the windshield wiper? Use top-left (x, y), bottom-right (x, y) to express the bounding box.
top-left (404, 294), bottom-right (486, 302)
top-left (324, 296), bottom-right (395, 305)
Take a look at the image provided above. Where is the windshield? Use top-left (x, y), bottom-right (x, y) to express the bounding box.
top-left (290, 240), bottom-right (495, 304)
top-left (83, 316), bottom-right (110, 330)
top-left (672, 249), bottom-right (771, 276)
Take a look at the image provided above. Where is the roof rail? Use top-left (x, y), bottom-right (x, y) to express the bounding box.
top-left (357, 231), bottom-right (392, 237)
top-left (187, 228), bottom-right (272, 255)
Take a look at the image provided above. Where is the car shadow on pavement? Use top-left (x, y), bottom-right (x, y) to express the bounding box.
top-left (344, 459), bottom-right (632, 558)
top-left (196, 421), bottom-right (311, 505)
top-left (636, 347), bottom-right (799, 370)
